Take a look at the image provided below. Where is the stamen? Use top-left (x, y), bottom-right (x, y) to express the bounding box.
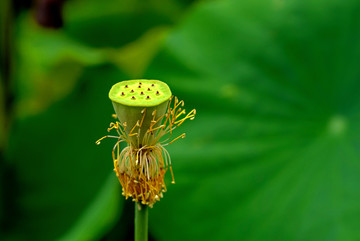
top-left (169, 166), bottom-right (175, 184)
top-left (99, 94), bottom-right (196, 207)
top-left (129, 120), bottom-right (140, 136)
top-left (139, 109), bottom-right (146, 128)
top-left (95, 135), bottom-right (121, 145)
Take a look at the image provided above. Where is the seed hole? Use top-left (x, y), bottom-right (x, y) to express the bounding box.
top-left (125, 85), bottom-right (128, 88)
top-left (131, 96), bottom-right (136, 100)
top-left (130, 89), bottom-right (134, 93)
top-left (147, 88), bottom-right (151, 91)
top-left (146, 96), bottom-right (150, 99)
top-left (140, 91), bottom-right (144, 95)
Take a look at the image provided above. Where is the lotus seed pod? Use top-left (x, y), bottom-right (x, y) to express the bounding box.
top-left (109, 79), bottom-right (172, 147)
top-left (97, 80), bottom-right (196, 206)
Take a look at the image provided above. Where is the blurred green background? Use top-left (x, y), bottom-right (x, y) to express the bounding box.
top-left (1, 0), bottom-right (360, 240)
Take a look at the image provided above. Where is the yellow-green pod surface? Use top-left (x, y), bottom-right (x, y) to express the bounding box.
top-left (109, 79), bottom-right (172, 147)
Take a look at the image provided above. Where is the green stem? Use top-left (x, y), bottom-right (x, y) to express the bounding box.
top-left (134, 204), bottom-right (148, 241)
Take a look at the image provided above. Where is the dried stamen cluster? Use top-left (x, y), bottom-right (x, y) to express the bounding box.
top-left (97, 96), bottom-right (196, 207)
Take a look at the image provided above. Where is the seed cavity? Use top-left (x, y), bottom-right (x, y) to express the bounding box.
top-left (138, 85), bottom-right (141, 88)
top-left (125, 85), bottom-right (128, 88)
top-left (156, 91), bottom-right (160, 95)
top-left (146, 96), bottom-right (151, 100)
top-left (131, 96), bottom-right (136, 100)
top-left (140, 91), bottom-right (144, 95)
top-left (151, 84), bottom-right (155, 87)
top-left (147, 88), bottom-right (151, 91)
top-left (130, 89), bottom-right (134, 93)
top-left (121, 92), bottom-right (125, 96)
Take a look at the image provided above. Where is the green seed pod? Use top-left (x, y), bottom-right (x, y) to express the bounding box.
top-left (109, 79), bottom-right (172, 147)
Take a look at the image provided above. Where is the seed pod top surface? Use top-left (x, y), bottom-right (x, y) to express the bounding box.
top-left (109, 79), bottom-right (172, 107)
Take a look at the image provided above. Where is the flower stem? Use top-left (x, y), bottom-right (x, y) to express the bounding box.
top-left (135, 204), bottom-right (148, 241)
